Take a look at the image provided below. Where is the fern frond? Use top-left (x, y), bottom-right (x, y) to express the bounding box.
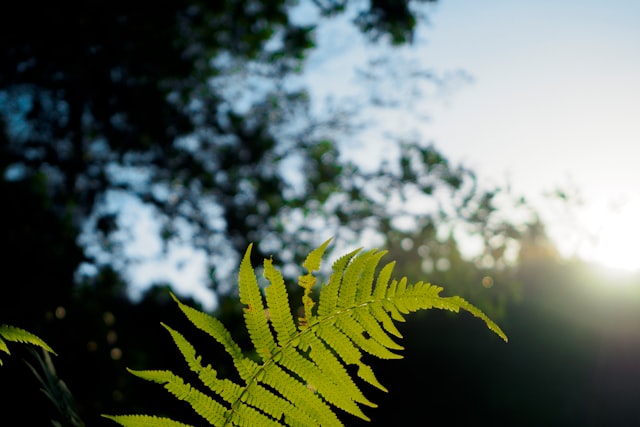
top-left (0, 336), bottom-right (9, 357)
top-left (0, 324), bottom-right (55, 366)
top-left (169, 293), bottom-right (244, 361)
top-left (437, 295), bottom-right (508, 343)
top-left (127, 368), bottom-right (231, 425)
top-left (102, 414), bottom-right (193, 427)
top-left (0, 324), bottom-right (55, 354)
top-left (106, 240), bottom-right (506, 426)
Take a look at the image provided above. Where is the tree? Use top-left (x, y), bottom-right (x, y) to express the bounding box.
top-left (1, 0), bottom-right (440, 289)
top-left (1, 1), bottom-right (528, 423)
top-left (1, 0), bottom-right (520, 298)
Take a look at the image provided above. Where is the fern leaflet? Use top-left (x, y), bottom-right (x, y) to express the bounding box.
top-left (0, 324), bottom-right (56, 365)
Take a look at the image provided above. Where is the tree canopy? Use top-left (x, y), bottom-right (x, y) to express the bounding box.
top-left (0, 2), bottom-right (530, 424)
top-left (1, 0), bottom-right (519, 301)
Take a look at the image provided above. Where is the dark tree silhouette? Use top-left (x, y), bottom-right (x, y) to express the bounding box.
top-left (0, 0), bottom-right (456, 290)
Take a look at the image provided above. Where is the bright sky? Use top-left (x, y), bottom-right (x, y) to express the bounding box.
top-left (107, 0), bottom-right (640, 310)
top-left (424, 0), bottom-right (640, 271)
top-left (303, 0), bottom-right (640, 272)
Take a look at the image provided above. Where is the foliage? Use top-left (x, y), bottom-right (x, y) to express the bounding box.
top-left (0, 0), bottom-right (449, 292)
top-left (105, 239), bottom-right (505, 426)
top-left (26, 349), bottom-right (85, 427)
top-left (0, 324), bottom-right (55, 365)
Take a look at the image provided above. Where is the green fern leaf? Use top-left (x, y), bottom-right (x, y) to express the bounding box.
top-left (299, 238), bottom-right (332, 324)
top-left (239, 244), bottom-right (278, 361)
top-left (0, 324), bottom-right (56, 365)
top-left (316, 248), bottom-right (360, 318)
top-left (105, 240), bottom-right (507, 426)
top-left (0, 336), bottom-right (9, 356)
top-left (263, 258), bottom-right (297, 346)
top-left (128, 368), bottom-right (231, 425)
top-left (102, 414), bottom-right (193, 427)
top-left (302, 237), bottom-right (332, 273)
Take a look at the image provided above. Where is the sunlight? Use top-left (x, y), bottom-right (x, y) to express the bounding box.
top-left (580, 199), bottom-right (640, 272)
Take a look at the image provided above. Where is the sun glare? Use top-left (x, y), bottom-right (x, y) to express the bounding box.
top-left (580, 200), bottom-right (640, 272)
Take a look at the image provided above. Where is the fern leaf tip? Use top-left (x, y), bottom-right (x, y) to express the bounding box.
top-left (302, 237), bottom-right (333, 272)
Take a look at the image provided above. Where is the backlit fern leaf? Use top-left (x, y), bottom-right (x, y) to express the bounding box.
top-left (103, 415), bottom-right (192, 427)
top-left (0, 324), bottom-right (56, 365)
top-left (105, 238), bottom-right (507, 426)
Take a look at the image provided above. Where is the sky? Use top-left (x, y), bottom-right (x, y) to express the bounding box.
top-left (424, 0), bottom-right (640, 271)
top-left (301, 0), bottom-right (640, 272)
top-left (109, 0), bottom-right (640, 310)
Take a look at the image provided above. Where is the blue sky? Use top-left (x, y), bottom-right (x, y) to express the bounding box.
top-left (425, 0), bottom-right (640, 270)
top-left (425, 0), bottom-right (640, 193)
top-left (302, 0), bottom-right (640, 271)
top-left (104, 1), bottom-right (640, 310)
